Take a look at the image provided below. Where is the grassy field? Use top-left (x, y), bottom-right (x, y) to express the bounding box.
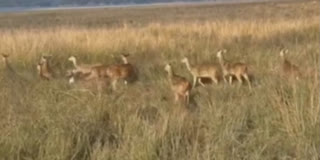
top-left (0, 0), bottom-right (319, 159)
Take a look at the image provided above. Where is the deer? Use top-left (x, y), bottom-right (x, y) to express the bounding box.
top-left (1, 53), bottom-right (29, 84)
top-left (216, 49), bottom-right (252, 89)
top-left (279, 49), bottom-right (301, 80)
top-left (67, 68), bottom-right (109, 93)
top-left (37, 56), bottom-right (54, 80)
top-left (119, 53), bottom-right (138, 84)
top-left (164, 63), bottom-right (192, 105)
top-left (68, 56), bottom-right (102, 75)
top-left (1, 54), bottom-right (15, 72)
top-left (181, 57), bottom-right (220, 87)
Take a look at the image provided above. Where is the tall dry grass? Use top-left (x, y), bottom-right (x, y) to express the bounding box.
top-left (0, 1), bottom-right (319, 160)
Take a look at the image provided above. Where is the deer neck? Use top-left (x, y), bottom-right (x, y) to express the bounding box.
top-left (184, 60), bottom-right (192, 72)
top-left (37, 63), bottom-right (46, 75)
top-left (3, 58), bottom-right (13, 70)
top-left (167, 69), bottom-right (173, 82)
top-left (122, 57), bottom-right (128, 64)
top-left (218, 56), bottom-right (226, 68)
top-left (218, 56), bottom-right (229, 74)
top-left (4, 59), bottom-right (9, 67)
top-left (282, 57), bottom-right (289, 64)
top-left (283, 59), bottom-right (292, 68)
top-left (44, 59), bottom-right (54, 73)
top-left (72, 59), bottom-right (78, 68)
top-left (43, 62), bottom-right (49, 71)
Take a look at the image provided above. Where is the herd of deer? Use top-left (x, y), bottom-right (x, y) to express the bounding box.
top-left (1, 49), bottom-right (304, 105)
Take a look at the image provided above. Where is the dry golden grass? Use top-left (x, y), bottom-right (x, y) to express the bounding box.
top-left (0, 17), bottom-right (317, 60)
top-left (0, 0), bottom-right (319, 160)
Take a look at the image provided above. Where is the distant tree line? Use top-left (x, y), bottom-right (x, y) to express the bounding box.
top-left (0, 0), bottom-right (213, 7)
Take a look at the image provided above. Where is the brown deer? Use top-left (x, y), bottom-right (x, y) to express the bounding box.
top-left (216, 49), bottom-right (252, 89)
top-left (181, 57), bottom-right (220, 87)
top-left (37, 56), bottom-right (54, 80)
top-left (164, 63), bottom-right (192, 105)
top-left (279, 49), bottom-right (301, 80)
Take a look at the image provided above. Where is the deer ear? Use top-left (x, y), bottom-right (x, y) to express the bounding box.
top-left (2, 53), bottom-right (9, 58)
top-left (122, 53), bottom-right (130, 57)
top-left (285, 49), bottom-right (289, 53)
top-left (44, 55), bottom-right (52, 59)
top-left (164, 62), bottom-right (171, 67)
top-left (40, 56), bottom-right (46, 61)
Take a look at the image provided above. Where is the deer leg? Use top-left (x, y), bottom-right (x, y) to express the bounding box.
top-left (198, 78), bottom-right (205, 87)
top-left (235, 74), bottom-right (243, 87)
top-left (228, 75), bottom-right (233, 85)
top-left (243, 73), bottom-right (252, 90)
top-left (97, 83), bottom-right (102, 99)
top-left (69, 77), bottom-right (75, 84)
top-left (111, 79), bottom-right (117, 90)
top-left (174, 93), bottom-right (179, 103)
top-left (192, 76), bottom-right (197, 88)
top-left (185, 91), bottom-right (190, 106)
top-left (212, 76), bottom-right (219, 84)
top-left (223, 74), bottom-right (228, 84)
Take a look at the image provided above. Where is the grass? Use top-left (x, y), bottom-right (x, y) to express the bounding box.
top-left (0, 0), bottom-right (319, 159)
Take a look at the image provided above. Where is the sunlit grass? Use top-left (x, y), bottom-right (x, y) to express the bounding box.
top-left (0, 0), bottom-right (319, 160)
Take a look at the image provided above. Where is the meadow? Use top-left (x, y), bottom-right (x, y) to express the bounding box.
top-left (0, 0), bottom-right (319, 159)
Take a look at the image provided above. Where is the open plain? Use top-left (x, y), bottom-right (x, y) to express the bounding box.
top-left (0, 0), bottom-right (319, 159)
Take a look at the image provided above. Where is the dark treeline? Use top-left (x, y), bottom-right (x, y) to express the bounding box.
top-left (0, 0), bottom-right (216, 7)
